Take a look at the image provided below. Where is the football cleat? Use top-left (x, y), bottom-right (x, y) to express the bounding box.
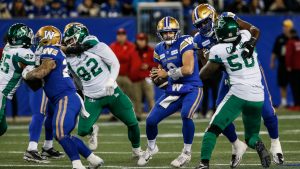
top-left (270, 139), bottom-right (284, 165)
top-left (255, 141), bottom-right (271, 168)
top-left (41, 147), bottom-right (65, 159)
top-left (132, 147), bottom-right (144, 159)
top-left (137, 145), bottom-right (159, 166)
top-left (230, 139), bottom-right (248, 168)
top-left (195, 162), bottom-right (209, 169)
top-left (170, 150), bottom-right (191, 168)
top-left (73, 166), bottom-right (86, 169)
top-left (88, 124), bottom-right (99, 151)
top-left (87, 155), bottom-right (104, 169)
top-left (23, 150), bottom-right (50, 163)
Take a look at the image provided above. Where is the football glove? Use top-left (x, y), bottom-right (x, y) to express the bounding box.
top-left (105, 78), bottom-right (115, 96)
top-left (22, 65), bottom-right (35, 80)
top-left (241, 37), bottom-right (256, 58)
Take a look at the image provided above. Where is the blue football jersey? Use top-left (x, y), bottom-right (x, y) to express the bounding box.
top-left (39, 45), bottom-right (76, 104)
top-left (154, 35), bottom-right (202, 87)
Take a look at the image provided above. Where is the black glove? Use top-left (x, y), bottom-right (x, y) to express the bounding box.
top-left (241, 37), bottom-right (256, 58)
top-left (65, 43), bottom-right (92, 55)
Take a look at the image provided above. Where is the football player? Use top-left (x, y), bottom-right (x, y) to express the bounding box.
top-left (0, 23), bottom-right (36, 137)
top-left (24, 87), bottom-right (64, 163)
top-left (62, 23), bottom-right (143, 158)
top-left (137, 16), bottom-right (203, 168)
top-left (22, 25), bottom-right (103, 169)
top-left (196, 16), bottom-right (271, 169)
top-left (192, 4), bottom-right (284, 167)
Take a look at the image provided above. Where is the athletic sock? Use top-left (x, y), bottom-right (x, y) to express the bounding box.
top-left (27, 141), bottom-right (38, 151)
top-left (201, 132), bottom-right (217, 160)
top-left (128, 124), bottom-right (140, 148)
top-left (148, 139), bottom-right (156, 150)
top-left (72, 159), bottom-right (84, 169)
top-left (184, 143), bottom-right (192, 153)
top-left (71, 136), bottom-right (92, 158)
top-left (43, 140), bottom-right (53, 150)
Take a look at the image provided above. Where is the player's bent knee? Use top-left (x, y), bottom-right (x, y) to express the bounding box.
top-left (207, 124), bottom-right (223, 137)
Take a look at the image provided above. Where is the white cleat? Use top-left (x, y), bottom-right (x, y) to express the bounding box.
top-left (170, 150), bottom-right (191, 168)
top-left (88, 155), bottom-right (104, 169)
top-left (88, 125), bottom-right (99, 151)
top-left (73, 166), bottom-right (86, 169)
top-left (270, 139), bottom-right (284, 165)
top-left (230, 139), bottom-right (247, 168)
top-left (137, 145), bottom-right (159, 166)
top-left (132, 147), bottom-right (144, 159)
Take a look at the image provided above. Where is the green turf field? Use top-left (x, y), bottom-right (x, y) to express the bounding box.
top-left (0, 109), bottom-right (300, 169)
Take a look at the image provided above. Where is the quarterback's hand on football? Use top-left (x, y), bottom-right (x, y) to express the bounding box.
top-left (241, 37), bottom-right (256, 58)
top-left (156, 69), bottom-right (168, 78)
top-left (22, 65), bottom-right (35, 80)
top-left (105, 78), bottom-right (115, 96)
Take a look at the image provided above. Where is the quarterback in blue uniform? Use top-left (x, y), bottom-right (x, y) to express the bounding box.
top-left (192, 4), bottom-right (284, 168)
top-left (138, 16), bottom-right (203, 168)
top-left (22, 25), bottom-right (103, 169)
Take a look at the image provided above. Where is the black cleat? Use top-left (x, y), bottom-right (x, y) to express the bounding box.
top-left (41, 147), bottom-right (65, 159)
top-left (24, 150), bottom-right (50, 163)
top-left (195, 162), bottom-right (209, 169)
top-left (255, 141), bottom-right (271, 168)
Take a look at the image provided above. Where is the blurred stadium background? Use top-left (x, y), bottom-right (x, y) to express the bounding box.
top-left (0, 0), bottom-right (300, 168)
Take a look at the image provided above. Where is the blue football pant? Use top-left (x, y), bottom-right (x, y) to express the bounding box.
top-left (146, 87), bottom-right (203, 144)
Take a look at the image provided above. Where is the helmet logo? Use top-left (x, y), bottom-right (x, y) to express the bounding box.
top-left (44, 31), bottom-right (55, 40)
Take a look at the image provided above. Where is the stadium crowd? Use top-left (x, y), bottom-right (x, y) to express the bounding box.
top-left (0, 0), bottom-right (300, 19)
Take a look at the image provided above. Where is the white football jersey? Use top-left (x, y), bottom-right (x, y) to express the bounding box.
top-left (66, 36), bottom-right (119, 98)
top-left (0, 44), bottom-right (35, 99)
top-left (209, 30), bottom-right (264, 101)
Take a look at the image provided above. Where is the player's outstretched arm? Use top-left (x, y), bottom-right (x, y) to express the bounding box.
top-left (237, 18), bottom-right (260, 40)
top-left (200, 61), bottom-right (220, 80)
top-left (23, 59), bottom-right (56, 80)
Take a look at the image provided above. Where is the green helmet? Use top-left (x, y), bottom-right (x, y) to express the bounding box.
top-left (214, 17), bottom-right (240, 42)
top-left (7, 23), bottom-right (34, 48)
top-left (63, 24), bottom-right (89, 46)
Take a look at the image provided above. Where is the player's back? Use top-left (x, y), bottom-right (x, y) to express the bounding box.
top-left (0, 45), bottom-right (35, 99)
top-left (154, 35), bottom-right (202, 87)
top-left (209, 30), bottom-right (263, 101)
top-left (40, 45), bottom-right (76, 103)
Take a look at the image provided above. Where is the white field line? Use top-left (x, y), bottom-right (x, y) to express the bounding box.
top-left (2, 140), bottom-right (300, 145)
top-left (4, 129), bottom-right (300, 137)
top-left (7, 115), bottom-right (300, 130)
top-left (0, 162), bottom-right (300, 168)
top-left (1, 151), bottom-right (300, 154)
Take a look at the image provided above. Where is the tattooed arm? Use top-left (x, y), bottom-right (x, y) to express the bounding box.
top-left (23, 59), bottom-right (56, 80)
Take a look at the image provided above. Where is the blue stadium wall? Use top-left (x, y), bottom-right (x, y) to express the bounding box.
top-left (0, 15), bottom-right (299, 116)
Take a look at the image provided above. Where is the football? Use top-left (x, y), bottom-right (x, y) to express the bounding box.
top-left (150, 67), bottom-right (168, 89)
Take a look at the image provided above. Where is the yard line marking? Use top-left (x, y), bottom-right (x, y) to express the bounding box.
top-left (3, 129), bottom-right (300, 137)
top-left (2, 151), bottom-right (300, 154)
top-left (7, 114), bottom-right (300, 130)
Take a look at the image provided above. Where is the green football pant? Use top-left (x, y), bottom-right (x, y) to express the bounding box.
top-left (201, 93), bottom-right (263, 160)
top-left (0, 94), bottom-right (7, 136)
top-left (78, 87), bottom-right (140, 148)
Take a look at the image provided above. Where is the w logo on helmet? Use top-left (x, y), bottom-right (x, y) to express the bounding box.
top-left (44, 31), bottom-right (55, 40)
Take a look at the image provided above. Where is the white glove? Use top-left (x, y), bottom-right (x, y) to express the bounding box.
top-left (22, 65), bottom-right (35, 80)
top-left (105, 78), bottom-right (115, 96)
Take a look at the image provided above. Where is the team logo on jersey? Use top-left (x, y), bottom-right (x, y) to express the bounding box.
top-left (44, 31), bottom-right (55, 40)
top-left (172, 84), bottom-right (183, 91)
top-left (202, 39), bottom-right (211, 47)
top-left (160, 54), bottom-right (165, 59)
top-left (171, 49), bottom-right (178, 55)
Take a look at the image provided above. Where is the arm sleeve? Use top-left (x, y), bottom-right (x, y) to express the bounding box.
top-left (180, 36), bottom-right (194, 54)
top-left (94, 42), bottom-right (120, 81)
